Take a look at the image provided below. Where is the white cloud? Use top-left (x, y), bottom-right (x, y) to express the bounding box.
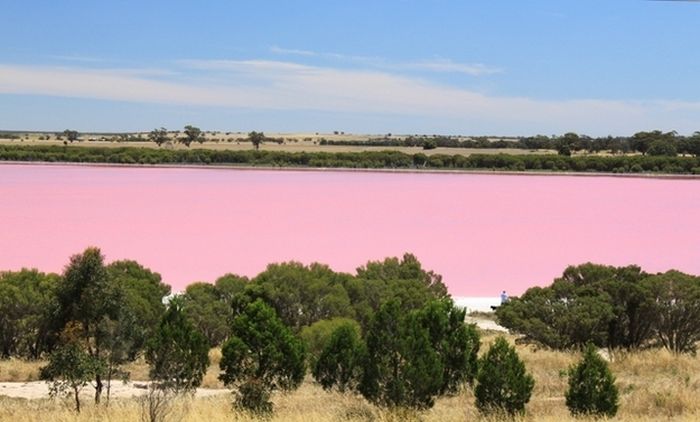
top-left (0, 61), bottom-right (699, 134)
top-left (268, 47), bottom-right (501, 76)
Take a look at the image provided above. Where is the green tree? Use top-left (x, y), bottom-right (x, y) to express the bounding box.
top-left (300, 317), bottom-right (361, 366)
top-left (145, 297), bottom-right (210, 394)
top-left (181, 282), bottom-right (231, 347)
top-left (565, 343), bottom-right (619, 417)
top-left (62, 129), bottom-right (79, 143)
top-left (248, 131), bottom-right (265, 150)
top-left (250, 262), bottom-right (355, 331)
top-left (422, 139), bottom-right (437, 150)
top-left (107, 260), bottom-right (170, 358)
top-left (647, 139), bottom-right (677, 157)
top-left (41, 339), bottom-right (98, 412)
top-left (496, 263), bottom-right (654, 351)
top-left (347, 253), bottom-right (449, 329)
top-left (0, 269), bottom-right (58, 359)
top-left (181, 125), bottom-right (203, 147)
top-left (474, 337), bottom-right (534, 416)
top-left (415, 300), bottom-right (480, 393)
top-left (51, 247), bottom-right (122, 404)
top-left (312, 323), bottom-right (364, 392)
top-left (642, 271), bottom-right (700, 354)
top-left (148, 127), bottom-right (169, 147)
top-left (219, 299), bottom-right (306, 414)
top-left (359, 300), bottom-right (443, 410)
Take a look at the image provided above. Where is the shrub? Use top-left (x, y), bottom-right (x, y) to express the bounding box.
top-left (565, 343), bottom-right (619, 417)
top-left (414, 300), bottom-right (480, 393)
top-left (145, 298), bottom-right (210, 394)
top-left (474, 337), bottom-right (534, 416)
top-left (301, 318), bottom-right (361, 366)
top-left (219, 300), bottom-right (306, 414)
top-left (359, 301), bottom-right (443, 410)
top-left (313, 323), bottom-right (364, 392)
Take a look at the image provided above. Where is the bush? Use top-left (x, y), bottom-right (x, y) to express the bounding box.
top-left (566, 343), bottom-right (619, 417)
top-left (313, 323), bottom-right (364, 392)
top-left (145, 298), bottom-right (210, 394)
top-left (474, 337), bottom-right (534, 416)
top-left (359, 300), bottom-right (443, 410)
top-left (301, 318), bottom-right (361, 367)
top-left (219, 300), bottom-right (306, 414)
top-left (414, 300), bottom-right (480, 393)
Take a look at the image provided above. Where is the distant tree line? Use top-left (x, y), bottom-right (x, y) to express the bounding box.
top-left (1, 144), bottom-right (699, 174)
top-left (496, 263), bottom-right (700, 354)
top-left (321, 130), bottom-right (700, 157)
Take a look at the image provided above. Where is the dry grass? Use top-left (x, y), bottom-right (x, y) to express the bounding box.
top-left (1, 336), bottom-right (700, 421)
top-left (0, 358), bottom-right (43, 382)
top-left (0, 137), bottom-right (552, 157)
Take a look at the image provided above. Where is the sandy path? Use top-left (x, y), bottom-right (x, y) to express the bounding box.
top-left (0, 381), bottom-right (228, 400)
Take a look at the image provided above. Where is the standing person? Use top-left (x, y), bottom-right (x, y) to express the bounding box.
top-left (500, 290), bottom-right (508, 305)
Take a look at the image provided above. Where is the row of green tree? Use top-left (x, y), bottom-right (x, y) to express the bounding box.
top-left (2, 144), bottom-right (699, 174)
top-left (322, 131), bottom-right (700, 157)
top-left (0, 248), bottom-right (622, 418)
top-left (496, 263), bottom-right (700, 354)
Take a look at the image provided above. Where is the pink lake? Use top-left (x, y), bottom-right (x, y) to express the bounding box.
top-left (1, 164), bottom-right (698, 296)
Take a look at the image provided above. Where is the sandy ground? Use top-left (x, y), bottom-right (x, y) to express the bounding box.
top-left (0, 381), bottom-right (227, 400)
top-left (465, 316), bottom-right (508, 333)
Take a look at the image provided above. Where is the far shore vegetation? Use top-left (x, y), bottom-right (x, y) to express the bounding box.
top-left (1, 249), bottom-right (700, 420)
top-left (1, 127), bottom-right (700, 174)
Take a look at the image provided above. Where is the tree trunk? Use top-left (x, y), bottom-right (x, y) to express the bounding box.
top-left (74, 386), bottom-right (81, 413)
top-left (95, 373), bottom-right (103, 404)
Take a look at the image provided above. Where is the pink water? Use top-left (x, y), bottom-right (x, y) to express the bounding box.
top-left (1, 164), bottom-right (698, 296)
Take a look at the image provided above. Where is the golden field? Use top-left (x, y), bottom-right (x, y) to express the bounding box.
top-left (0, 132), bottom-right (553, 157)
top-left (1, 332), bottom-right (699, 421)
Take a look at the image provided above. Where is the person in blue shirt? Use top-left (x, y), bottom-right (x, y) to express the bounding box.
top-left (500, 290), bottom-right (508, 305)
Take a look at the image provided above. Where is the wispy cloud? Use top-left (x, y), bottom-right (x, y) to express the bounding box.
top-left (0, 60), bottom-right (698, 134)
top-left (269, 46), bottom-right (502, 76)
top-left (269, 46), bottom-right (317, 57)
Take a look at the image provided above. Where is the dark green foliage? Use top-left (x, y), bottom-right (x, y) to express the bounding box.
top-left (642, 271), bottom-right (700, 354)
top-left (422, 139), bottom-right (437, 150)
top-left (347, 253), bottom-right (449, 329)
top-left (107, 260), bottom-right (171, 358)
top-left (474, 337), bottom-right (534, 416)
top-left (414, 300), bottom-right (480, 393)
top-left (313, 323), bottom-right (364, 392)
top-left (566, 343), bottom-right (619, 417)
top-left (248, 131), bottom-right (265, 150)
top-left (148, 127), bottom-right (169, 147)
top-left (51, 247), bottom-right (122, 404)
top-left (181, 282), bottom-right (232, 347)
top-left (496, 263), bottom-right (655, 351)
top-left (181, 125), bottom-right (203, 147)
top-left (146, 298), bottom-right (210, 394)
top-left (247, 262), bottom-right (355, 331)
top-left (647, 139), bottom-right (677, 156)
top-left (1, 144), bottom-right (699, 174)
top-left (219, 300), bottom-right (306, 413)
top-left (62, 129), bottom-right (79, 142)
top-left (0, 269), bottom-right (58, 359)
top-left (359, 301), bottom-right (443, 410)
top-left (301, 317), bottom-right (361, 366)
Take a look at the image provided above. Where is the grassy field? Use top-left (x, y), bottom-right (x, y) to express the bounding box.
top-left (0, 133), bottom-right (554, 157)
top-left (1, 332), bottom-right (698, 421)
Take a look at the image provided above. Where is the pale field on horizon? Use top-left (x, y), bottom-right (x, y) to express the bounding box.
top-left (0, 132), bottom-right (555, 157)
top-left (1, 331), bottom-right (699, 421)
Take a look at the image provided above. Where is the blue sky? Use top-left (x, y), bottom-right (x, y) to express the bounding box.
top-left (1, 0), bottom-right (699, 135)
